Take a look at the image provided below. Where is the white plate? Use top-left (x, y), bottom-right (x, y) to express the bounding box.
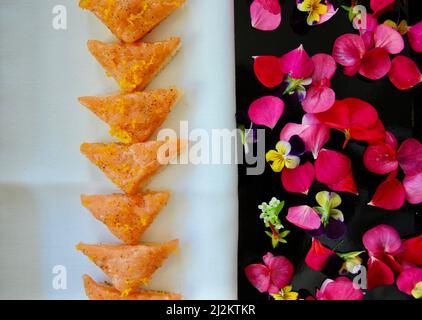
top-left (0, 0), bottom-right (237, 299)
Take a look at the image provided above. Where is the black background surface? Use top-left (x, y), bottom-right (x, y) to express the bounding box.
top-left (235, 0), bottom-right (422, 300)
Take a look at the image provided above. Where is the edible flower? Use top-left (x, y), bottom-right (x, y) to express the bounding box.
top-left (248, 96), bottom-right (285, 129)
top-left (316, 277), bottom-right (364, 300)
top-left (297, 0), bottom-right (328, 26)
top-left (397, 268), bottom-right (422, 299)
top-left (408, 21), bottom-right (422, 52)
top-left (271, 285), bottom-right (299, 300)
top-left (388, 56), bottom-right (422, 90)
top-left (266, 137), bottom-right (304, 172)
top-left (250, 0), bottom-right (282, 31)
top-left (245, 253), bottom-right (294, 294)
top-left (258, 197), bottom-right (290, 248)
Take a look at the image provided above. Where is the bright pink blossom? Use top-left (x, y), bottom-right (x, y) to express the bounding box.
top-left (281, 162), bottom-right (315, 194)
top-left (396, 268), bottom-right (422, 297)
top-left (369, 172), bottom-right (406, 210)
top-left (250, 0), bottom-right (282, 31)
top-left (315, 149), bottom-right (358, 194)
top-left (370, 0), bottom-right (395, 16)
top-left (280, 121), bottom-right (330, 159)
top-left (333, 25), bottom-right (404, 80)
top-left (305, 238), bottom-right (335, 271)
top-left (245, 252), bottom-right (294, 293)
top-left (389, 56), bottom-right (422, 90)
top-left (286, 205), bottom-right (321, 230)
top-left (279, 45), bottom-right (315, 79)
top-left (401, 235), bottom-right (422, 265)
top-left (248, 96), bottom-right (285, 129)
top-left (316, 277), bottom-right (363, 300)
top-left (302, 54), bottom-right (337, 113)
top-left (367, 256), bottom-right (395, 290)
top-left (408, 21), bottom-right (422, 52)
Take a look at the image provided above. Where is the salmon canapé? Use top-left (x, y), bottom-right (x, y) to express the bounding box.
top-left (88, 37), bottom-right (181, 93)
top-left (77, 240), bottom-right (179, 293)
top-left (79, 0), bottom-right (186, 43)
top-left (80, 139), bottom-right (186, 194)
top-left (81, 192), bottom-right (171, 245)
top-left (83, 275), bottom-right (182, 300)
top-left (78, 87), bottom-right (182, 143)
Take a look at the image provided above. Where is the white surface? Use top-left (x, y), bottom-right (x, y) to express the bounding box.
top-left (0, 0), bottom-right (238, 299)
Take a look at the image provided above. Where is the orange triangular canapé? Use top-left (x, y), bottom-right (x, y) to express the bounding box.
top-left (77, 240), bottom-right (179, 293)
top-left (83, 275), bottom-right (181, 300)
top-left (80, 140), bottom-right (186, 194)
top-left (88, 37), bottom-right (181, 92)
top-left (79, 0), bottom-right (186, 43)
top-left (78, 87), bottom-right (182, 143)
top-left (81, 192), bottom-right (171, 245)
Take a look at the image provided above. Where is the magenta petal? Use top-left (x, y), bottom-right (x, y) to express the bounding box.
top-left (250, 0), bottom-right (282, 31)
top-left (332, 34), bottom-right (366, 67)
top-left (357, 13), bottom-right (378, 35)
top-left (367, 256), bottom-right (395, 291)
top-left (397, 268), bottom-right (422, 296)
top-left (254, 56), bottom-right (285, 88)
top-left (286, 205), bottom-right (321, 230)
top-left (316, 277), bottom-right (363, 300)
top-left (385, 131), bottom-right (398, 150)
top-left (397, 138), bottom-right (422, 176)
top-left (305, 238), bottom-right (335, 271)
top-left (279, 123), bottom-right (307, 141)
top-left (388, 56), bottom-right (422, 90)
top-left (245, 263), bottom-right (270, 293)
top-left (248, 96), bottom-right (285, 129)
top-left (362, 32), bottom-right (375, 51)
top-left (326, 172), bottom-right (358, 195)
top-left (315, 149), bottom-right (352, 185)
top-left (403, 172), bottom-right (422, 205)
top-left (280, 45), bottom-right (315, 79)
top-left (311, 53), bottom-right (337, 82)
top-left (344, 64), bottom-right (360, 77)
top-left (266, 255), bottom-right (294, 289)
top-left (359, 48), bottom-right (391, 80)
top-left (369, 177), bottom-right (406, 210)
top-left (374, 24), bottom-right (405, 54)
top-left (282, 162), bottom-right (315, 194)
top-left (363, 224), bottom-right (402, 257)
top-left (302, 86), bottom-right (336, 113)
top-left (302, 124), bottom-right (330, 159)
top-left (408, 21), bottom-right (422, 53)
top-left (401, 235), bottom-right (422, 265)
top-left (370, 0), bottom-right (395, 15)
top-left (363, 143), bottom-right (398, 175)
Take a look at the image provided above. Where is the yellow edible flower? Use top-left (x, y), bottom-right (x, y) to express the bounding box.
top-left (271, 285), bottom-right (299, 300)
top-left (297, 0), bottom-right (328, 26)
top-left (266, 141), bottom-right (300, 172)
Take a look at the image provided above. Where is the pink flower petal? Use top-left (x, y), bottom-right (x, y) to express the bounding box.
top-left (362, 32), bottom-right (375, 50)
top-left (279, 45), bottom-right (314, 79)
top-left (286, 205), bottom-right (321, 230)
top-left (397, 268), bottom-right (422, 296)
top-left (316, 2), bottom-right (338, 25)
top-left (403, 172), bottom-right (422, 205)
top-left (305, 239), bottom-right (335, 271)
top-left (280, 123), bottom-right (330, 159)
top-left (385, 131), bottom-right (398, 150)
top-left (254, 56), bottom-right (285, 88)
top-left (388, 56), bottom-right (422, 90)
top-left (408, 21), bottom-right (422, 53)
top-left (367, 256), bottom-right (395, 290)
top-left (315, 149), bottom-right (352, 185)
top-left (332, 34), bottom-right (365, 67)
top-left (245, 263), bottom-right (270, 293)
top-left (311, 53), bottom-right (337, 82)
top-left (363, 224), bottom-right (402, 257)
top-left (401, 235), bottom-right (422, 265)
top-left (265, 254), bottom-right (294, 290)
top-left (359, 48), bottom-right (391, 80)
top-left (282, 162), bottom-right (315, 194)
top-left (363, 142), bottom-right (398, 174)
top-left (326, 172), bottom-right (358, 195)
top-left (397, 138), bottom-right (422, 176)
top-left (370, 0), bottom-right (395, 15)
top-left (369, 177), bottom-right (406, 210)
top-left (316, 277), bottom-right (363, 300)
top-left (374, 24), bottom-right (405, 54)
top-left (248, 96), bottom-right (285, 129)
top-left (250, 0), bottom-right (282, 31)
top-left (302, 86), bottom-right (336, 114)
top-left (357, 13), bottom-right (378, 35)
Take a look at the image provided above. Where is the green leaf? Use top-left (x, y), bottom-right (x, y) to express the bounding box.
top-left (265, 231), bottom-right (273, 239)
top-left (279, 230), bottom-right (290, 238)
top-left (341, 5), bottom-right (351, 12)
top-left (272, 238), bottom-right (279, 249)
top-left (337, 251), bottom-right (365, 260)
